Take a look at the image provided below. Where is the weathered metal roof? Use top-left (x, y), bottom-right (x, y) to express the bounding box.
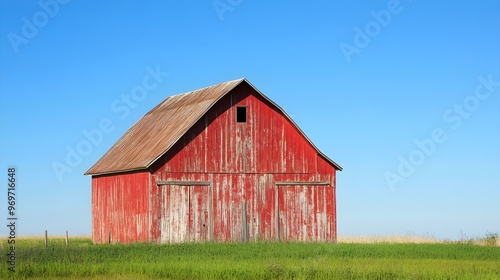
top-left (85, 78), bottom-right (342, 176)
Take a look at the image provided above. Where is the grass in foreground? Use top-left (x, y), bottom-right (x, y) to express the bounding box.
top-left (1, 237), bottom-right (500, 279)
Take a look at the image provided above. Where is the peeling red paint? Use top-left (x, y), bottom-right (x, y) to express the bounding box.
top-left (92, 171), bottom-right (150, 243)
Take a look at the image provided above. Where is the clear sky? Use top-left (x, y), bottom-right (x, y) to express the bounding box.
top-left (1, 0), bottom-right (499, 240)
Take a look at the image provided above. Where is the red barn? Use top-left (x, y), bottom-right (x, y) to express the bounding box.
top-left (85, 78), bottom-right (342, 243)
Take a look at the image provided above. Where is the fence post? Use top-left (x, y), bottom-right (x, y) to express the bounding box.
top-left (45, 230), bottom-right (48, 247)
top-left (65, 231), bottom-right (69, 246)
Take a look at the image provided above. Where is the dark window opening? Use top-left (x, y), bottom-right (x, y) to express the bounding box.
top-left (237, 106), bottom-right (247, 123)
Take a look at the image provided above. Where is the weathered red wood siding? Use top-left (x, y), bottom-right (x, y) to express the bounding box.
top-left (150, 83), bottom-right (337, 243)
top-left (92, 171), bottom-right (150, 243)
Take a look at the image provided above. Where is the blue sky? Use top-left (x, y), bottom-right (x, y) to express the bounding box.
top-left (1, 0), bottom-right (499, 240)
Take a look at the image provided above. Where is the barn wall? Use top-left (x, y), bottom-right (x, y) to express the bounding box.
top-left (92, 171), bottom-right (150, 243)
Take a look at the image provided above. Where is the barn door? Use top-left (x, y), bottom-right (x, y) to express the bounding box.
top-left (189, 186), bottom-right (210, 241)
top-left (160, 184), bottom-right (210, 243)
top-left (277, 184), bottom-right (331, 242)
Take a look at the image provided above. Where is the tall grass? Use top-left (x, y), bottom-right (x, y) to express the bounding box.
top-left (2, 237), bottom-right (500, 279)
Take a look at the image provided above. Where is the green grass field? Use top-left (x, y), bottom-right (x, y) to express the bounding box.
top-left (2, 237), bottom-right (500, 279)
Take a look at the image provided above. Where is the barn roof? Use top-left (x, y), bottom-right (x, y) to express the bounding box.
top-left (85, 78), bottom-right (342, 176)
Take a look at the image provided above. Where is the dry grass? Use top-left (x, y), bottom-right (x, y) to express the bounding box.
top-left (338, 234), bottom-right (500, 246)
top-left (0, 235), bottom-right (92, 249)
top-left (338, 235), bottom-right (441, 244)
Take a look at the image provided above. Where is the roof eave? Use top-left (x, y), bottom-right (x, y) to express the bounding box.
top-left (84, 166), bottom-right (149, 177)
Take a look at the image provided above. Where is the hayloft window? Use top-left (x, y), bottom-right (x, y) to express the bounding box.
top-left (236, 106), bottom-right (247, 123)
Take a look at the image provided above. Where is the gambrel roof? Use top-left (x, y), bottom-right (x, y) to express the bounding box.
top-left (85, 78), bottom-right (342, 176)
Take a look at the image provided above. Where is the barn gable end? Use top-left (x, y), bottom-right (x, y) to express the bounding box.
top-left (152, 82), bottom-right (332, 174)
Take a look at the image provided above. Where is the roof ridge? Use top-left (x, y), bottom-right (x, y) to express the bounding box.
top-left (169, 77), bottom-right (246, 99)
